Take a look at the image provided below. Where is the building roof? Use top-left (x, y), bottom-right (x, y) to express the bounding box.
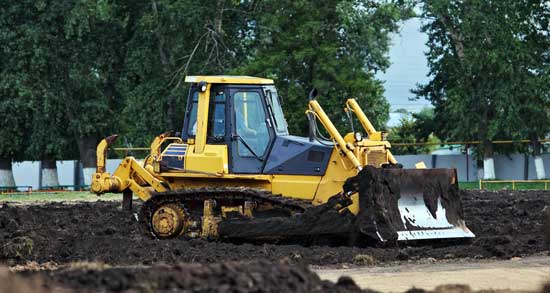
top-left (184, 75), bottom-right (274, 85)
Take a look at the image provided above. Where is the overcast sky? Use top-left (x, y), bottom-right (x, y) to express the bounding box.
top-left (376, 18), bottom-right (432, 127)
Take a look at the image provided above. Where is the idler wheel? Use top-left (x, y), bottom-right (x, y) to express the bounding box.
top-left (151, 203), bottom-right (186, 239)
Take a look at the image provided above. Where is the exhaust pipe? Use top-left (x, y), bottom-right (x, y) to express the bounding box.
top-left (307, 88), bottom-right (318, 142)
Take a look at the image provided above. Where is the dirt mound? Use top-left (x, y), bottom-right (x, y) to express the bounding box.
top-left (1, 189), bottom-right (549, 266)
top-left (23, 260), bottom-right (367, 293)
top-left (8, 261), bottom-right (550, 293)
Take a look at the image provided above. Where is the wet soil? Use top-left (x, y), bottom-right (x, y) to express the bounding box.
top-left (5, 259), bottom-right (550, 293)
top-left (0, 189), bottom-right (549, 267)
top-left (14, 260), bottom-right (368, 293)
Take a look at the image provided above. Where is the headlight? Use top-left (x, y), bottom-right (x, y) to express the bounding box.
top-left (354, 132), bottom-right (363, 142)
top-left (198, 81), bottom-right (208, 92)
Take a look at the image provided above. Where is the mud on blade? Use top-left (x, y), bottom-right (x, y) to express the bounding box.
top-left (344, 166), bottom-right (475, 242)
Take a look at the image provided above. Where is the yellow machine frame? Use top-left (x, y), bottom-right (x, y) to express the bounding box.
top-left (91, 76), bottom-right (397, 213)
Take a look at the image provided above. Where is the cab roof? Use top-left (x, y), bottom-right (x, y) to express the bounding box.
top-left (184, 75), bottom-right (274, 85)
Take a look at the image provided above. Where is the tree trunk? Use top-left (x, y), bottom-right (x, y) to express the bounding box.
top-left (0, 158), bottom-right (16, 187)
top-left (483, 142), bottom-right (496, 180)
top-left (531, 136), bottom-right (546, 180)
top-left (77, 136), bottom-right (98, 186)
top-left (41, 159), bottom-right (59, 188)
top-left (476, 158), bottom-right (484, 180)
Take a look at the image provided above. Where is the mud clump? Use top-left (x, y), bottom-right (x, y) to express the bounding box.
top-left (344, 166), bottom-right (403, 241)
top-left (353, 254), bottom-right (377, 266)
top-left (1, 189), bottom-right (550, 266)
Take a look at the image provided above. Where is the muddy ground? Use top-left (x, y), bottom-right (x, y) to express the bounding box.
top-left (1, 189), bottom-right (548, 266)
top-left (6, 260), bottom-right (550, 293)
top-left (1, 189), bottom-right (550, 292)
top-left (6, 260), bottom-right (369, 293)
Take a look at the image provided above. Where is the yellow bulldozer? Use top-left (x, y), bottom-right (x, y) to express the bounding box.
top-left (91, 75), bottom-right (474, 243)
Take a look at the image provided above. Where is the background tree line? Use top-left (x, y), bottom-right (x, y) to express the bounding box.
top-left (391, 0), bottom-right (549, 180)
top-left (0, 0), bottom-right (411, 187)
top-left (0, 0), bottom-right (548, 187)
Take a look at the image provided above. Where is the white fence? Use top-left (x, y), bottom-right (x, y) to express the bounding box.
top-left (6, 154), bottom-right (550, 190)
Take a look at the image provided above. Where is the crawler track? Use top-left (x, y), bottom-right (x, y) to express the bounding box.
top-left (138, 187), bottom-right (313, 239)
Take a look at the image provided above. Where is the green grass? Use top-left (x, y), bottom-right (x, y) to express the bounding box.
top-left (1, 181), bottom-right (548, 203)
top-left (0, 191), bottom-right (122, 202)
top-left (459, 182), bottom-right (481, 190)
top-left (459, 181), bottom-right (550, 190)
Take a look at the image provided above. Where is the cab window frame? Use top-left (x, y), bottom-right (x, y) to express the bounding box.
top-left (231, 89), bottom-right (272, 158)
top-left (182, 87), bottom-right (228, 143)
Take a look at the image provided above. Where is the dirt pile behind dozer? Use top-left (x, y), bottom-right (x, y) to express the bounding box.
top-left (219, 166), bottom-right (473, 242)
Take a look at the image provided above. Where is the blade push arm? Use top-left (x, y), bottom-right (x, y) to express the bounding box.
top-left (91, 135), bottom-right (168, 200)
top-left (96, 135), bottom-right (119, 173)
top-left (345, 99), bottom-right (397, 165)
top-left (307, 100), bottom-right (362, 170)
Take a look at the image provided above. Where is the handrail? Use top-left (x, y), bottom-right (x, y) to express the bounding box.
top-left (392, 139), bottom-right (550, 147)
top-left (112, 147), bottom-right (150, 151)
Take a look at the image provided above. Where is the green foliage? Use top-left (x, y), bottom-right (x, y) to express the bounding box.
top-left (0, 6), bottom-right (32, 160)
top-left (237, 0), bottom-right (413, 135)
top-left (0, 92), bottom-right (30, 160)
top-left (0, 0), bottom-right (412, 160)
top-left (416, 0), bottom-right (549, 159)
top-left (388, 108), bottom-right (441, 154)
top-left (119, 0), bottom-right (253, 146)
top-left (0, 1), bottom-right (52, 160)
top-left (1, 0), bottom-right (128, 160)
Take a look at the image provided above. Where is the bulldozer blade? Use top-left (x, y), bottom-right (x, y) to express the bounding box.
top-left (344, 166), bottom-right (475, 242)
top-left (389, 168), bottom-right (474, 241)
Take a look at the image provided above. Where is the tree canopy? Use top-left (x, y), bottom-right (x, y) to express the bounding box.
top-left (1, 0), bottom-right (412, 164)
top-left (388, 108), bottom-right (441, 155)
top-left (239, 0), bottom-right (413, 134)
top-left (3, 0), bottom-right (547, 169)
top-left (415, 0), bottom-right (549, 160)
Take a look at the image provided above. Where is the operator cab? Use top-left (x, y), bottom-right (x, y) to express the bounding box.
top-left (181, 76), bottom-right (332, 175)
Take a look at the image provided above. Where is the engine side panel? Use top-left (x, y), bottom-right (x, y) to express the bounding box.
top-left (262, 136), bottom-right (332, 176)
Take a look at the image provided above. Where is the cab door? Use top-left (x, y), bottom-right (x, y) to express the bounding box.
top-left (229, 88), bottom-right (274, 173)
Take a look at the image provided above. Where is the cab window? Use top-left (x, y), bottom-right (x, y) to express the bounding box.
top-left (208, 91), bottom-right (226, 142)
top-left (187, 92), bottom-right (199, 136)
top-left (267, 90), bottom-right (288, 133)
top-left (186, 91), bottom-right (226, 141)
top-left (233, 91), bottom-right (270, 157)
